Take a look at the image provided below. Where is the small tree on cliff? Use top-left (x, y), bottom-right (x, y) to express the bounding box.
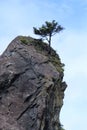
top-left (33, 20), bottom-right (64, 53)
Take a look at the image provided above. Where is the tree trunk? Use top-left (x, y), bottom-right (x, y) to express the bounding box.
top-left (48, 35), bottom-right (51, 54)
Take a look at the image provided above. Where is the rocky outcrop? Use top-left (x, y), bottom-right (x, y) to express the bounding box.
top-left (0, 36), bottom-right (67, 130)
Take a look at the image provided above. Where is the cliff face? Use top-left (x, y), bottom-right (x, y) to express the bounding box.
top-left (0, 36), bottom-right (67, 130)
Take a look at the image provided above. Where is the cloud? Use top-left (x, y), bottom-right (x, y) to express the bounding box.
top-left (50, 29), bottom-right (87, 121)
top-left (56, 29), bottom-right (87, 130)
top-left (0, 0), bottom-right (41, 54)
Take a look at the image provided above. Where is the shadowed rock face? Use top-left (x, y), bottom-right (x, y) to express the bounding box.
top-left (0, 36), bottom-right (67, 130)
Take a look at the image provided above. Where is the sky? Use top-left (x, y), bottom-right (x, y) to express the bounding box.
top-left (0, 0), bottom-right (87, 130)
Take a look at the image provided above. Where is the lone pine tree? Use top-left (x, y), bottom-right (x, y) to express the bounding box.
top-left (33, 20), bottom-right (64, 53)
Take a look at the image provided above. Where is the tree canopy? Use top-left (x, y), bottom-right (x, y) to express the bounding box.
top-left (33, 20), bottom-right (64, 53)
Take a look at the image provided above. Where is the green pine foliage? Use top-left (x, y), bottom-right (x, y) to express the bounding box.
top-left (33, 20), bottom-right (64, 53)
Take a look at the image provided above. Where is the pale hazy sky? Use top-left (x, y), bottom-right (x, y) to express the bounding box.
top-left (0, 0), bottom-right (87, 130)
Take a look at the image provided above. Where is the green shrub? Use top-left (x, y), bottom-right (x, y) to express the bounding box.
top-left (20, 38), bottom-right (28, 45)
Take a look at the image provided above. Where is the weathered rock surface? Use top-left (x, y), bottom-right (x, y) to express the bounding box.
top-left (0, 36), bottom-right (67, 130)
